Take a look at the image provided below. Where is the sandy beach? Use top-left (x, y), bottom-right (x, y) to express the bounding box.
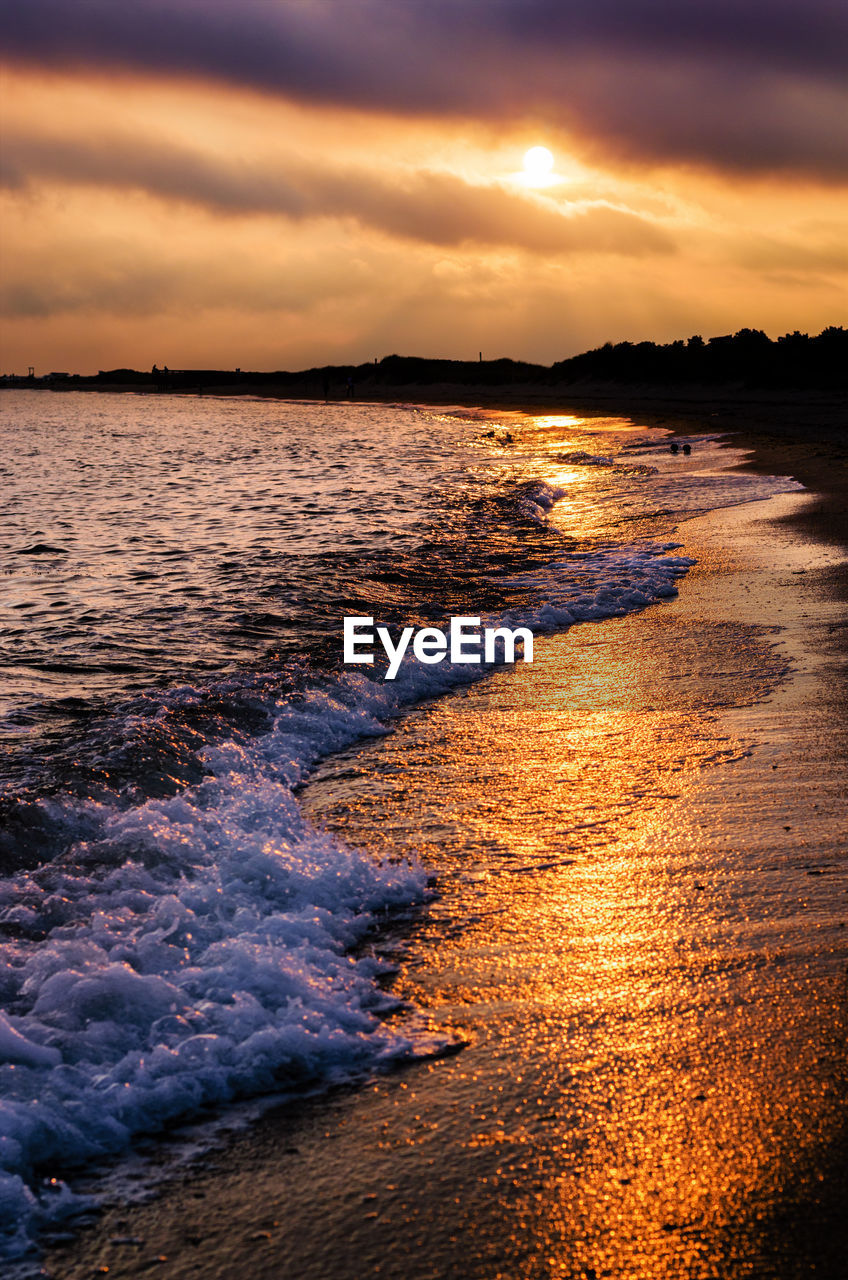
top-left (41, 411), bottom-right (848, 1280)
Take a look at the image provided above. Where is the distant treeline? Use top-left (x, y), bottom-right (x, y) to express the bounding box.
top-left (4, 326), bottom-right (846, 393)
top-left (550, 327), bottom-right (847, 389)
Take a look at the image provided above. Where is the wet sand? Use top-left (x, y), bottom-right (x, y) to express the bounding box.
top-left (46, 439), bottom-right (848, 1280)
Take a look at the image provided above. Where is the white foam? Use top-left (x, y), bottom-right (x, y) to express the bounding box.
top-left (518, 479), bottom-right (567, 522)
top-left (0, 717), bottom-right (429, 1260)
top-left (500, 542), bottom-right (694, 628)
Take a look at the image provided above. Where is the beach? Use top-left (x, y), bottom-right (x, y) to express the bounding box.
top-left (5, 4), bottom-right (847, 1274)
top-left (39, 409), bottom-right (848, 1280)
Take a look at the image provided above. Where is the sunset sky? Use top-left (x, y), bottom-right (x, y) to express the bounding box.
top-left (1, 0), bottom-right (846, 374)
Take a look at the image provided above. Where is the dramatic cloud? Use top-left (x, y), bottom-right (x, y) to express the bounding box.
top-left (0, 128), bottom-right (673, 258)
top-left (1, 6), bottom-right (845, 374)
top-left (3, 0), bottom-right (847, 177)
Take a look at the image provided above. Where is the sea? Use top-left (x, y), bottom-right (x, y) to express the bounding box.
top-left (0, 390), bottom-right (800, 1265)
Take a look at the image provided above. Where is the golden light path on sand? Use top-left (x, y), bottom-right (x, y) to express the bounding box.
top-left (291, 487), bottom-right (847, 1278)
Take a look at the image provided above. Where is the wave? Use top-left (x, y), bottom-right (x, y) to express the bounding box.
top-left (0, 531), bottom-right (702, 1260)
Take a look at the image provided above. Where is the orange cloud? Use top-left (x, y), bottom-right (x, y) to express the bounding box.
top-left (0, 64), bottom-right (845, 374)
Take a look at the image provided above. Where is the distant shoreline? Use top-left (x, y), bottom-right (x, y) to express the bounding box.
top-left (3, 327), bottom-right (846, 406)
top-left (4, 373), bottom-right (845, 446)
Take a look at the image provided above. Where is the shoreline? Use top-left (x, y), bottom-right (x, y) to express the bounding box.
top-left (44, 418), bottom-right (848, 1279)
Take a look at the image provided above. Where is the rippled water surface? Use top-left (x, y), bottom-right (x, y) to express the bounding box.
top-left (1, 393), bottom-right (792, 784)
top-left (1, 394), bottom-right (483, 720)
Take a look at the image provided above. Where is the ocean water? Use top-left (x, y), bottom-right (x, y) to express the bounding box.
top-left (0, 390), bottom-right (800, 1264)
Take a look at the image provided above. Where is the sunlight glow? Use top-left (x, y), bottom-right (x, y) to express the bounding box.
top-left (523, 146), bottom-right (555, 182)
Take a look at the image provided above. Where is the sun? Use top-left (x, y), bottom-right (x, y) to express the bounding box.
top-left (523, 145), bottom-right (555, 184)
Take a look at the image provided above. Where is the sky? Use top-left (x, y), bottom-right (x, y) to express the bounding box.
top-left (1, 0), bottom-right (846, 374)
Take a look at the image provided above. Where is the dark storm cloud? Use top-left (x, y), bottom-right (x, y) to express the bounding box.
top-left (0, 130), bottom-right (673, 257)
top-left (2, 1), bottom-right (847, 177)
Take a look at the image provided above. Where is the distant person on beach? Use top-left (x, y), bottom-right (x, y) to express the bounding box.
top-left (346, 375), bottom-right (354, 399)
